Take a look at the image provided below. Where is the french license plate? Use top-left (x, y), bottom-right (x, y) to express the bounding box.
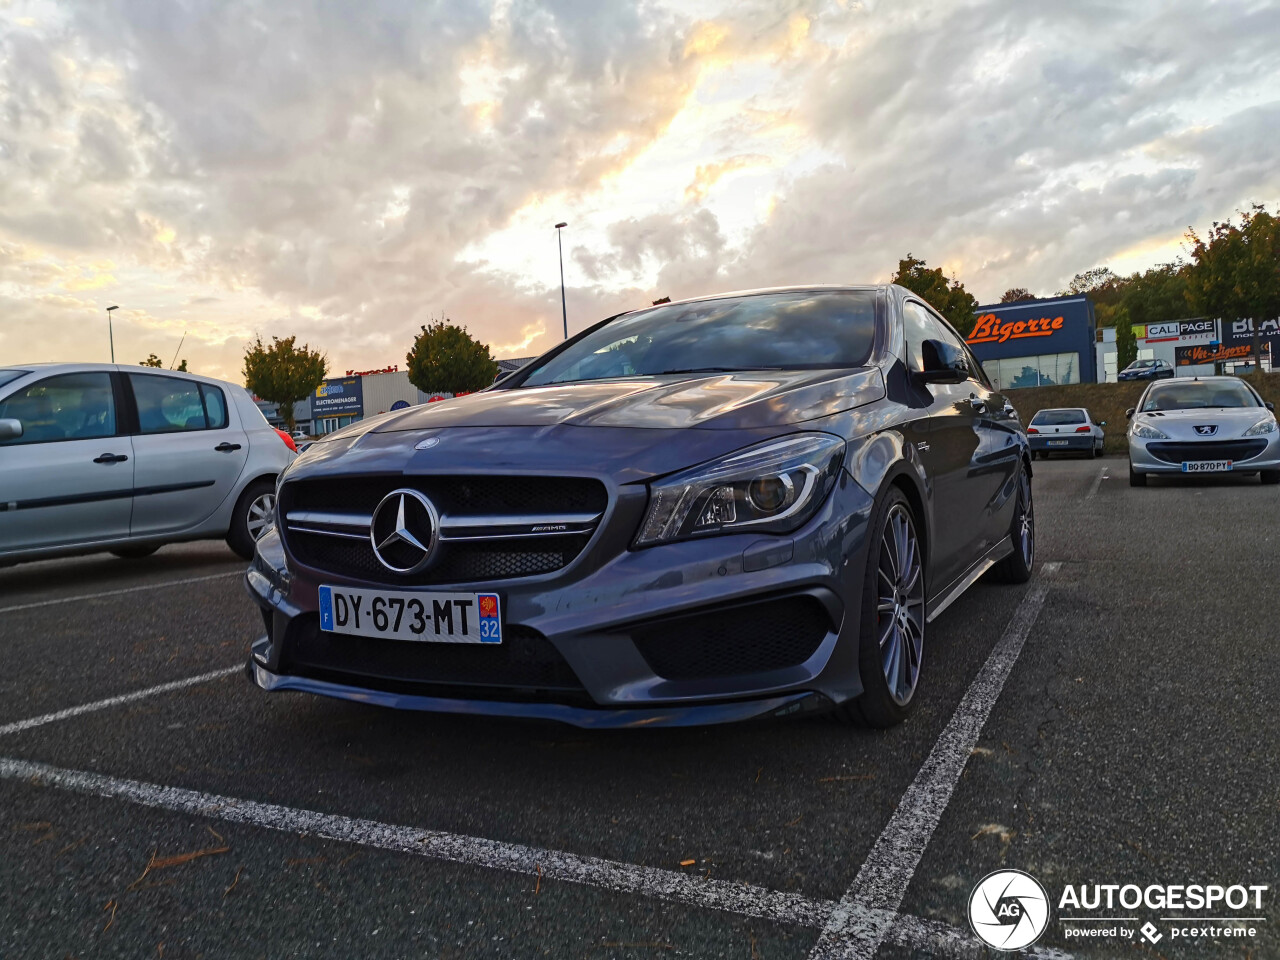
top-left (318, 585), bottom-right (502, 643)
top-left (1047, 439), bottom-right (1069, 446)
top-left (1182, 460), bottom-right (1232, 473)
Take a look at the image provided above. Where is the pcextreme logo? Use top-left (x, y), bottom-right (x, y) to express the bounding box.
top-left (967, 313), bottom-right (1066, 345)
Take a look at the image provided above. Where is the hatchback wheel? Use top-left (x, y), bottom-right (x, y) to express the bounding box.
top-left (1261, 469), bottom-right (1280, 485)
top-left (839, 488), bottom-right (925, 728)
top-left (992, 465), bottom-right (1034, 583)
top-left (1129, 463), bottom-right (1147, 487)
top-left (227, 478), bottom-right (276, 559)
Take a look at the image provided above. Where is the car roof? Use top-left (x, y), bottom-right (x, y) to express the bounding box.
top-left (0, 362), bottom-right (241, 390)
top-left (632, 284), bottom-right (887, 310)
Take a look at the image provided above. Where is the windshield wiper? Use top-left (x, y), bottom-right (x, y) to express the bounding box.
top-left (653, 366), bottom-right (783, 375)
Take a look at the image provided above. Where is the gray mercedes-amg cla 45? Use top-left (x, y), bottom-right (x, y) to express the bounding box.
top-left (246, 285), bottom-right (1035, 728)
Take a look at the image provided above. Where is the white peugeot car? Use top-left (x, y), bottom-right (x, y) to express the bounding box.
top-left (0, 363), bottom-right (295, 563)
top-left (1126, 376), bottom-right (1279, 486)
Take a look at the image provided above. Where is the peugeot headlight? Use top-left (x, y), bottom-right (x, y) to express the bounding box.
top-left (1244, 416), bottom-right (1278, 436)
top-left (636, 433), bottom-right (845, 546)
top-left (1131, 421), bottom-right (1169, 440)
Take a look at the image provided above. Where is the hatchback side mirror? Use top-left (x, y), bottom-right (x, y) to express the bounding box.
top-left (1125, 408), bottom-right (1135, 419)
top-left (918, 339), bottom-right (968, 384)
top-left (0, 418), bottom-right (22, 441)
top-left (1098, 420), bottom-right (1107, 427)
top-left (1267, 401), bottom-right (1275, 412)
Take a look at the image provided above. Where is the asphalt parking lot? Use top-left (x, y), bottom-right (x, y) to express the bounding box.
top-left (2, 458), bottom-right (1277, 959)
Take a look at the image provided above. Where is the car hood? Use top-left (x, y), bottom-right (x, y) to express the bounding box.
top-left (368, 367), bottom-right (884, 433)
top-left (287, 368), bottom-right (883, 484)
top-left (1134, 407), bottom-right (1272, 441)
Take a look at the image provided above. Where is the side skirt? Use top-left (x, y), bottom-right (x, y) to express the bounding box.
top-left (925, 535), bottom-right (1013, 623)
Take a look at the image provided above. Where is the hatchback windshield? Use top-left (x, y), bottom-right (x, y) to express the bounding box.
top-left (520, 290), bottom-right (877, 387)
top-left (1125, 360), bottom-right (1156, 369)
top-left (1141, 379), bottom-right (1260, 412)
top-left (1031, 409), bottom-right (1086, 425)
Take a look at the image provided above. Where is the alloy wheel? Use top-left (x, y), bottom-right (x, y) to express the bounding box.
top-left (876, 504), bottom-right (925, 706)
top-left (246, 492), bottom-right (276, 540)
top-left (1016, 471), bottom-right (1034, 565)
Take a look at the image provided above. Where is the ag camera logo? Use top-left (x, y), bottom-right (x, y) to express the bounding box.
top-left (969, 869), bottom-right (1050, 951)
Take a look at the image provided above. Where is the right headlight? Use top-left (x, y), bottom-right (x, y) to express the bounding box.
top-left (1131, 421), bottom-right (1169, 440)
top-left (635, 433), bottom-right (845, 546)
top-left (1244, 416), bottom-right (1278, 436)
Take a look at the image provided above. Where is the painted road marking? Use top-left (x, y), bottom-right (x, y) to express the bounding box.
top-left (0, 571), bottom-right (242, 616)
top-left (0, 756), bottom-right (1072, 958)
top-left (0, 666), bottom-right (241, 736)
top-left (1086, 466), bottom-right (1108, 500)
top-left (808, 562), bottom-right (1060, 960)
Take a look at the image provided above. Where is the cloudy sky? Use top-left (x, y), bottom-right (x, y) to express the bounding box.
top-left (3, 0), bottom-right (1278, 381)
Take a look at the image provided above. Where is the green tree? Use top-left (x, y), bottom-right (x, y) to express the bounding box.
top-left (1000, 287), bottom-right (1036, 303)
top-left (139, 354), bottom-right (163, 367)
top-left (1120, 262), bottom-right (1190, 328)
top-left (405, 319), bottom-right (498, 395)
top-left (1063, 266), bottom-right (1130, 326)
top-left (1185, 205), bottom-right (1280, 378)
top-left (176, 358), bottom-right (189, 372)
top-left (1114, 305), bottom-right (1138, 371)
top-left (891, 255), bottom-right (980, 336)
top-left (242, 335), bottom-right (328, 433)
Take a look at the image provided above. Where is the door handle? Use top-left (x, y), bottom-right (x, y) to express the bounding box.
top-left (93, 453), bottom-right (129, 464)
top-left (214, 442), bottom-right (242, 452)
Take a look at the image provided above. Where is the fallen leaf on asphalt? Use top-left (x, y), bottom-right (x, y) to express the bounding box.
top-left (970, 823), bottom-right (1015, 844)
top-left (679, 858), bottom-right (696, 866)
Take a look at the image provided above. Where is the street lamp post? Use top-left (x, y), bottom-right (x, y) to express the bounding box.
top-left (554, 222), bottom-right (568, 339)
top-left (106, 305), bottom-right (119, 362)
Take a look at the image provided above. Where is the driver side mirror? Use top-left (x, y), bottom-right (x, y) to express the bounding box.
top-left (918, 339), bottom-right (968, 385)
top-left (1267, 401), bottom-right (1275, 412)
top-left (1125, 408), bottom-right (1135, 419)
top-left (1098, 420), bottom-right (1107, 427)
top-left (0, 418), bottom-right (22, 441)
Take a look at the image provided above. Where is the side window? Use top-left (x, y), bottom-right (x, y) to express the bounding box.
top-left (130, 374), bottom-right (208, 434)
top-left (201, 384), bottom-right (229, 430)
top-left (0, 372), bottom-right (116, 445)
top-left (900, 302), bottom-right (936, 373)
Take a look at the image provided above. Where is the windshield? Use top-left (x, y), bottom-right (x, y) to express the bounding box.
top-left (519, 290), bottom-right (878, 387)
top-left (0, 369), bottom-right (28, 390)
top-left (1031, 409), bottom-right (1085, 425)
top-left (1126, 360), bottom-right (1156, 369)
top-left (1140, 379), bottom-right (1259, 412)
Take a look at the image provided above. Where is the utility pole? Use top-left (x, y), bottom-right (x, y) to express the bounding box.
top-left (555, 222), bottom-right (568, 339)
top-left (106, 305), bottom-right (118, 362)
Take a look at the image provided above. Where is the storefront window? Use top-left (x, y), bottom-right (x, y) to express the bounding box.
top-left (981, 352), bottom-right (1080, 389)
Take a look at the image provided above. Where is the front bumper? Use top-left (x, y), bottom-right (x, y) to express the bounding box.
top-left (1029, 435), bottom-right (1094, 452)
top-left (1128, 432), bottom-right (1280, 473)
top-left (244, 473), bottom-right (876, 727)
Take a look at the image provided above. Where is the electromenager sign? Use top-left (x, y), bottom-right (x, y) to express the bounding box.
top-left (314, 376), bottom-right (364, 416)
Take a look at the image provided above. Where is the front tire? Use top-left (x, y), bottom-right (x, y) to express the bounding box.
top-left (227, 478), bottom-right (276, 560)
top-left (1129, 463), bottom-right (1147, 486)
top-left (1261, 469), bottom-right (1280, 485)
top-left (837, 488), bottom-right (925, 729)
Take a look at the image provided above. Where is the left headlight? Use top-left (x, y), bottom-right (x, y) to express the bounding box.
top-left (1244, 415), bottom-right (1278, 436)
top-left (635, 433), bottom-right (845, 547)
top-left (1131, 421), bottom-right (1169, 440)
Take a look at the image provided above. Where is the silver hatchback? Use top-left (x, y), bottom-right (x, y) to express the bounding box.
top-left (0, 363), bottom-right (295, 563)
top-left (1126, 376), bottom-right (1280, 486)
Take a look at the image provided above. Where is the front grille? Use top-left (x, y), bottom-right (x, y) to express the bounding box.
top-left (288, 530), bottom-right (590, 584)
top-left (278, 474), bottom-right (606, 585)
top-left (632, 595), bottom-right (832, 682)
top-left (284, 617), bottom-right (586, 698)
top-left (1146, 439), bottom-right (1268, 463)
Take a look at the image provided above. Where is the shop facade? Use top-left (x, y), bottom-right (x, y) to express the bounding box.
top-left (966, 296), bottom-right (1098, 389)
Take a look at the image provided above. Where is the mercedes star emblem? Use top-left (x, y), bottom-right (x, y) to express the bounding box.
top-left (369, 488), bottom-right (439, 573)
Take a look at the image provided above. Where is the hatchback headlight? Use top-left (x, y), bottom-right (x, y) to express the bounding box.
top-left (1131, 421), bottom-right (1169, 440)
top-left (636, 433), bottom-right (845, 546)
top-left (1244, 416), bottom-right (1278, 436)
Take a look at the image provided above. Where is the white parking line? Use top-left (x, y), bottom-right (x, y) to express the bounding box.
top-left (0, 571), bottom-right (242, 616)
top-left (0, 756), bottom-right (1072, 958)
top-left (0, 666), bottom-right (241, 736)
top-left (1086, 466), bottom-right (1108, 500)
top-left (808, 562), bottom-right (1060, 960)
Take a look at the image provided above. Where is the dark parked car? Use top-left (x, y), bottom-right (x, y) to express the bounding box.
top-left (1118, 358), bottom-right (1174, 381)
top-left (246, 285), bottom-right (1035, 729)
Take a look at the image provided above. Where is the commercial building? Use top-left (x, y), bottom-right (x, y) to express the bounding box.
top-left (965, 296), bottom-right (1098, 389)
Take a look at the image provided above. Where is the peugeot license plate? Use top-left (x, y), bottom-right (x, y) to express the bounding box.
top-left (1047, 439), bottom-right (1069, 446)
top-left (1181, 460), bottom-right (1232, 473)
top-left (318, 586), bottom-right (502, 643)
